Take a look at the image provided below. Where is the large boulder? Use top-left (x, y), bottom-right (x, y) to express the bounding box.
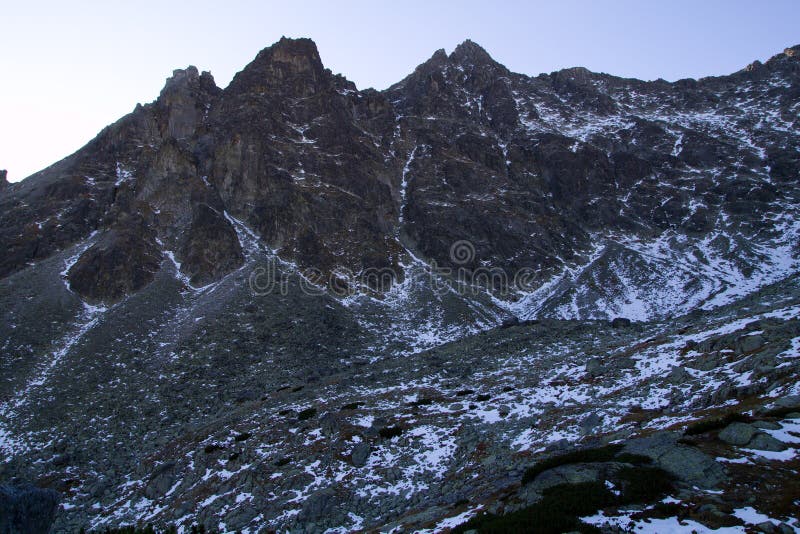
top-left (746, 433), bottom-right (788, 452)
top-left (67, 216), bottom-right (162, 303)
top-left (144, 461), bottom-right (178, 500)
top-left (623, 432), bottom-right (726, 488)
top-left (718, 422), bottom-right (758, 446)
top-left (351, 442), bottom-right (371, 468)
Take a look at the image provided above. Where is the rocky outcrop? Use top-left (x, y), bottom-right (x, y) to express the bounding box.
top-left (178, 204), bottom-right (243, 287)
top-left (67, 215), bottom-right (162, 303)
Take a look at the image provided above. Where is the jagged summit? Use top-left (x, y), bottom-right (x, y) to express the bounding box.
top-left (226, 36), bottom-right (327, 95)
top-left (449, 38), bottom-right (497, 66)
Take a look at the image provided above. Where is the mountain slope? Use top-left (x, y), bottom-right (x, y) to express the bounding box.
top-left (0, 39), bottom-right (799, 532)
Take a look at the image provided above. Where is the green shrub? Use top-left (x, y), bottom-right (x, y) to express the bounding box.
top-left (379, 426), bottom-right (403, 439)
top-left (297, 407), bottom-right (317, 420)
top-left (762, 405), bottom-right (800, 418)
top-left (274, 456), bottom-right (292, 467)
top-left (451, 482), bottom-right (612, 533)
top-left (614, 452), bottom-right (652, 465)
top-left (684, 413), bottom-right (750, 435)
top-left (616, 466), bottom-right (675, 504)
top-left (476, 394), bottom-right (491, 402)
top-left (203, 443), bottom-right (224, 454)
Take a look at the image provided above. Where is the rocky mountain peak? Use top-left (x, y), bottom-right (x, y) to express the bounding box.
top-left (255, 36), bottom-right (324, 73)
top-left (155, 66), bottom-right (220, 139)
top-left (160, 66), bottom-right (218, 95)
top-left (227, 37), bottom-right (327, 96)
top-left (449, 39), bottom-right (496, 67)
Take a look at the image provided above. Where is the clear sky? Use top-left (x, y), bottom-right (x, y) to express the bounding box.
top-left (1, 0), bottom-right (798, 182)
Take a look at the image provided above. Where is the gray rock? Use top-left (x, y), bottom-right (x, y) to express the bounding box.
top-left (586, 358), bottom-right (604, 377)
top-left (666, 366), bottom-right (692, 385)
top-left (580, 413), bottom-right (604, 433)
top-left (773, 395), bottom-right (800, 409)
top-left (521, 462), bottom-right (624, 506)
top-left (298, 487), bottom-right (339, 522)
top-left (752, 421), bottom-right (782, 430)
top-left (718, 422), bottom-right (758, 446)
top-left (623, 432), bottom-right (726, 488)
top-left (351, 442), bottom-right (371, 467)
top-left (319, 412), bottom-right (339, 437)
top-left (746, 433), bottom-right (788, 452)
top-left (737, 334), bottom-right (766, 354)
top-left (144, 461), bottom-right (177, 500)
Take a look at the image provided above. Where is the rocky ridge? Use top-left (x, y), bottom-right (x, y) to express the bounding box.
top-left (0, 38), bottom-right (799, 532)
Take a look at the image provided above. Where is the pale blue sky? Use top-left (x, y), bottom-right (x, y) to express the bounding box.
top-left (1, 0), bottom-right (798, 182)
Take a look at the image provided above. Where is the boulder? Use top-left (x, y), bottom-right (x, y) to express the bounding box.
top-left (718, 422), bottom-right (758, 446)
top-left (144, 461), bottom-right (178, 499)
top-left (736, 333), bottom-right (766, 354)
top-left (586, 358), bottom-right (604, 377)
top-left (666, 366), bottom-right (692, 385)
top-left (752, 421), bottom-right (782, 431)
top-left (746, 433), bottom-right (788, 452)
top-left (623, 432), bottom-right (726, 488)
top-left (319, 412), bottom-right (340, 437)
top-left (351, 442), bottom-right (371, 467)
top-left (580, 413), bottom-right (604, 433)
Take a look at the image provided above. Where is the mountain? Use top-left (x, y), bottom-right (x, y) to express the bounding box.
top-left (1, 38), bottom-right (799, 533)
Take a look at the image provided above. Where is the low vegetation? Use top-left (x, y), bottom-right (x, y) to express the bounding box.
top-left (379, 426), bottom-right (404, 439)
top-left (452, 482), bottom-right (612, 533)
top-left (684, 412), bottom-right (751, 435)
top-left (458, 462), bottom-right (675, 533)
top-left (297, 407), bottom-right (317, 420)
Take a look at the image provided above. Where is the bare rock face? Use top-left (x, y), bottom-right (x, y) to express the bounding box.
top-left (156, 66), bottom-right (220, 140)
top-left (178, 203), bottom-right (243, 287)
top-left (209, 37), bottom-right (402, 288)
top-left (1, 37), bottom-right (799, 308)
top-left (66, 215), bottom-right (162, 303)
